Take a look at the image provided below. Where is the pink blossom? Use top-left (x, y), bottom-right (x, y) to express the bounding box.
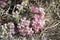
top-left (32, 21), bottom-right (37, 26)
top-left (19, 29), bottom-right (26, 36)
top-left (17, 7), bottom-right (45, 36)
top-left (26, 28), bottom-right (34, 36)
top-left (33, 14), bottom-right (40, 22)
top-left (32, 6), bottom-right (38, 13)
top-left (24, 20), bottom-right (30, 27)
top-left (24, 27), bottom-right (30, 33)
top-left (39, 7), bottom-right (45, 15)
top-left (37, 24), bottom-right (44, 31)
top-left (39, 7), bottom-right (45, 20)
top-left (19, 29), bottom-right (23, 33)
top-left (34, 27), bottom-right (39, 33)
top-left (32, 13), bottom-right (45, 32)
top-left (17, 23), bottom-right (21, 29)
top-left (39, 14), bottom-right (45, 20)
top-left (25, 27), bottom-right (30, 30)
top-left (20, 18), bottom-right (30, 27)
top-left (8, 23), bottom-right (15, 34)
top-left (9, 23), bottom-right (15, 29)
top-left (10, 29), bottom-right (15, 34)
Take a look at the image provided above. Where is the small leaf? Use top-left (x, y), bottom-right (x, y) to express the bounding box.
top-left (15, 18), bottom-right (20, 23)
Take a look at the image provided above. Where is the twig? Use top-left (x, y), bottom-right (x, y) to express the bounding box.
top-left (12, 5), bottom-right (16, 14)
top-left (39, 20), bottom-right (60, 38)
top-left (5, 7), bottom-right (11, 14)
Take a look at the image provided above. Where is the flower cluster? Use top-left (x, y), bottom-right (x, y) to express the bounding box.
top-left (15, 6), bottom-right (45, 36)
top-left (8, 22), bottom-right (15, 35)
top-left (32, 6), bottom-right (45, 33)
top-left (0, 23), bottom-right (15, 39)
top-left (1, 5), bottom-right (45, 37)
top-left (17, 17), bottom-right (34, 36)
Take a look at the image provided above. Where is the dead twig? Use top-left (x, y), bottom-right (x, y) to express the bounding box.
top-left (39, 20), bottom-right (60, 38)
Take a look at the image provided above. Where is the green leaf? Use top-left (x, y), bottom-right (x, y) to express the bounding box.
top-left (15, 18), bottom-right (20, 23)
top-left (29, 13), bottom-right (34, 18)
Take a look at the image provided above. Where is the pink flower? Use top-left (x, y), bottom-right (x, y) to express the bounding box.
top-left (33, 14), bottom-right (40, 22)
top-left (9, 23), bottom-right (15, 29)
top-left (24, 20), bottom-right (30, 27)
top-left (39, 7), bottom-right (45, 20)
top-left (24, 27), bottom-right (30, 33)
top-left (32, 6), bottom-right (38, 13)
top-left (25, 27), bottom-right (30, 30)
top-left (32, 20), bottom-right (37, 26)
top-left (10, 29), bottom-right (15, 34)
top-left (39, 25), bottom-right (44, 31)
top-left (32, 14), bottom-right (45, 32)
top-left (19, 29), bottom-right (26, 36)
top-left (26, 28), bottom-right (34, 36)
top-left (39, 7), bottom-right (45, 15)
top-left (17, 23), bottom-right (22, 29)
top-left (8, 23), bottom-right (15, 34)
top-left (16, 7), bottom-right (45, 36)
